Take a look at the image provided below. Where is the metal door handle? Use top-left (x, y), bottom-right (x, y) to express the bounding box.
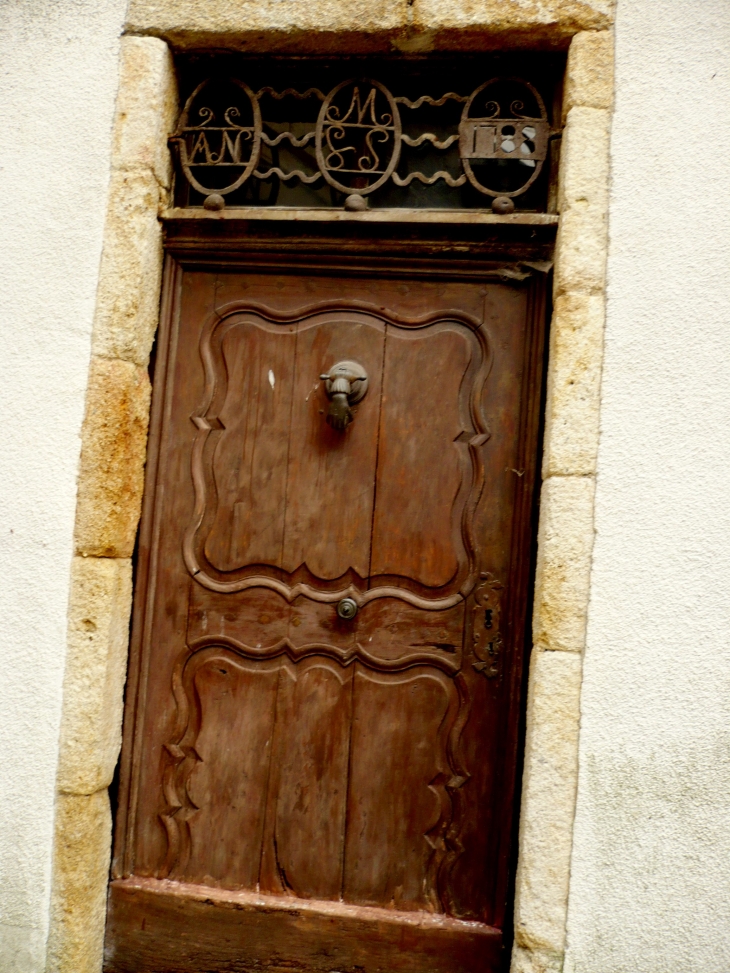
top-left (319, 360), bottom-right (369, 431)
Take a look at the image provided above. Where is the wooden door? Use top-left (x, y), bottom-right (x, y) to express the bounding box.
top-left (105, 245), bottom-right (546, 973)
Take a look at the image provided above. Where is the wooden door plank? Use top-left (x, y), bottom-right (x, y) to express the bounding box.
top-left (105, 878), bottom-right (503, 973)
top-left (166, 653), bottom-right (282, 888)
top-left (282, 315), bottom-right (385, 581)
top-left (370, 325), bottom-right (473, 589)
top-left (204, 322), bottom-right (296, 572)
top-left (343, 666), bottom-right (459, 912)
top-left (260, 659), bottom-right (354, 899)
top-left (354, 598), bottom-right (465, 665)
top-left (128, 268), bottom-right (220, 877)
top-left (187, 586), bottom-right (290, 651)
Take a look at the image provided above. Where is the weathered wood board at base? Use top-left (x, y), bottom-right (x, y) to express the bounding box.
top-left (105, 878), bottom-right (504, 973)
top-left (105, 879), bottom-right (501, 973)
top-left (106, 226), bottom-right (549, 973)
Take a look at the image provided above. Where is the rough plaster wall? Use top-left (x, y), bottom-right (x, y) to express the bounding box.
top-left (565, 2), bottom-right (730, 971)
top-left (0, 2), bottom-right (127, 969)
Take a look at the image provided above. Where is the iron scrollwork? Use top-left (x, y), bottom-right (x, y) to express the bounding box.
top-left (459, 77), bottom-right (548, 199)
top-left (315, 79), bottom-right (401, 196)
top-left (171, 75), bottom-right (553, 210)
top-left (172, 78), bottom-right (262, 197)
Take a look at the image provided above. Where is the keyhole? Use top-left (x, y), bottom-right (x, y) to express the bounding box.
top-left (485, 609), bottom-right (493, 630)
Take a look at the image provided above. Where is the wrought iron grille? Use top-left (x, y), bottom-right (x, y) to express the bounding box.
top-left (171, 58), bottom-right (562, 212)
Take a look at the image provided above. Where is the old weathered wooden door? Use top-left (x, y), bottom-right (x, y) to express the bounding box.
top-left (105, 235), bottom-right (546, 973)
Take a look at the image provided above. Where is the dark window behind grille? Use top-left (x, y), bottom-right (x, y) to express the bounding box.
top-left (171, 55), bottom-right (564, 212)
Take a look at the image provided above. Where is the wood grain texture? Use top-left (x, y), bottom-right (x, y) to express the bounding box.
top-left (205, 322), bottom-right (296, 571)
top-left (105, 878), bottom-right (503, 973)
top-left (107, 242), bottom-right (548, 973)
top-left (371, 325), bottom-right (474, 589)
top-left (173, 652), bottom-right (280, 887)
top-left (261, 659), bottom-right (353, 899)
top-left (344, 666), bottom-right (459, 912)
top-left (283, 314), bottom-right (384, 581)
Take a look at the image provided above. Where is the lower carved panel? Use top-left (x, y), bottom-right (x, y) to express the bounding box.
top-left (160, 644), bottom-right (470, 912)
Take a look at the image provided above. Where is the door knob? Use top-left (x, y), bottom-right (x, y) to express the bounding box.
top-left (337, 597), bottom-right (358, 620)
top-left (319, 361), bottom-right (368, 431)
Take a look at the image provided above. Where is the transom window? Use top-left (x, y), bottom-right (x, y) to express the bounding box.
top-left (171, 56), bottom-right (563, 212)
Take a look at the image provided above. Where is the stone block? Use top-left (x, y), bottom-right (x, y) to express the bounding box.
top-left (126, 0), bottom-right (410, 48)
top-left (558, 107), bottom-right (611, 211)
top-left (533, 476), bottom-right (595, 654)
top-left (74, 357), bottom-right (151, 559)
top-left (554, 204), bottom-right (608, 298)
top-left (125, 0), bottom-right (613, 50)
top-left (512, 650), bottom-right (583, 956)
top-left (57, 557), bottom-right (133, 795)
top-left (47, 790), bottom-right (112, 973)
top-left (112, 36), bottom-right (179, 188)
top-left (91, 169), bottom-right (164, 367)
top-left (411, 0), bottom-right (614, 46)
top-left (542, 292), bottom-right (605, 477)
top-left (511, 943), bottom-right (564, 973)
top-left (554, 107), bottom-right (611, 297)
top-left (563, 30), bottom-right (614, 122)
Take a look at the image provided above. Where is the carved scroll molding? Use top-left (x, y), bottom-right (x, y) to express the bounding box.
top-left (187, 632), bottom-right (462, 676)
top-left (182, 299), bottom-right (492, 612)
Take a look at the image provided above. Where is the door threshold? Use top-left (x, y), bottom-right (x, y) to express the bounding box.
top-left (105, 877), bottom-right (502, 973)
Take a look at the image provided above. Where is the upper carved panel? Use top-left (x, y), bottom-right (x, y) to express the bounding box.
top-left (183, 300), bottom-right (491, 609)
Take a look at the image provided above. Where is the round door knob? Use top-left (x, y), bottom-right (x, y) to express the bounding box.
top-left (336, 597), bottom-right (358, 620)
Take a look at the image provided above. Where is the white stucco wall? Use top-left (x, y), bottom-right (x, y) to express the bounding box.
top-left (2, 0), bottom-right (730, 970)
top-left (565, 2), bottom-right (730, 971)
top-left (0, 2), bottom-right (127, 969)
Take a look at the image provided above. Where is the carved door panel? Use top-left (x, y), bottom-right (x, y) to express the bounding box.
top-left (105, 253), bottom-right (546, 973)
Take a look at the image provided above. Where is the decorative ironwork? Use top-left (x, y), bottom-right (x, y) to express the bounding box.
top-left (316, 79), bottom-right (401, 195)
top-left (171, 75), bottom-right (552, 209)
top-left (174, 78), bottom-right (262, 196)
top-left (459, 78), bottom-right (548, 198)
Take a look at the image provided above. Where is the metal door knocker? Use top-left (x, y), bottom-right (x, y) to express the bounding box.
top-left (319, 361), bottom-right (368, 431)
